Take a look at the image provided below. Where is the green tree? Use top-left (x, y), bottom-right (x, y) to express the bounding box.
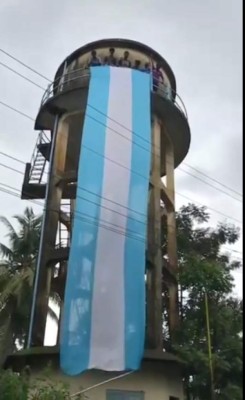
top-left (0, 208), bottom-right (58, 365)
top-left (0, 368), bottom-right (85, 399)
top-left (164, 204), bottom-right (243, 400)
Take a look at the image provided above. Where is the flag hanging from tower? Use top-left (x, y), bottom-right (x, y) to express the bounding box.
top-left (60, 66), bottom-right (151, 375)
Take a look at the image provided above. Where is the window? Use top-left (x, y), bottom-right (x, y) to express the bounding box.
top-left (106, 389), bottom-right (144, 400)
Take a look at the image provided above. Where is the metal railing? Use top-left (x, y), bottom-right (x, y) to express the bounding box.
top-left (41, 67), bottom-right (188, 120)
top-left (29, 131), bottom-right (49, 167)
top-left (29, 131), bottom-right (50, 184)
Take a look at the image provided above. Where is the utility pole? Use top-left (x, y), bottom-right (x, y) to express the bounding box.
top-left (204, 291), bottom-right (215, 400)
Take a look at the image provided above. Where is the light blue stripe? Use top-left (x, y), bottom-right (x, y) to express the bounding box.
top-left (61, 66), bottom-right (110, 375)
top-left (124, 70), bottom-right (151, 369)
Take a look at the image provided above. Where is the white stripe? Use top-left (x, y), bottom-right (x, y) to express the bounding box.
top-left (89, 67), bottom-right (133, 370)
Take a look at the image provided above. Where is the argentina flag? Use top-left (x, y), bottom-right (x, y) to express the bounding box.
top-left (60, 66), bottom-right (152, 375)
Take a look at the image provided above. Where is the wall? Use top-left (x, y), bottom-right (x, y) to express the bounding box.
top-left (31, 360), bottom-right (184, 400)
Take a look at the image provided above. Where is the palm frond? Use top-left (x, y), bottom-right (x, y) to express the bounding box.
top-left (0, 280), bottom-right (17, 305)
top-left (14, 207), bottom-right (42, 229)
top-left (50, 292), bottom-right (61, 307)
top-left (0, 218), bottom-right (21, 253)
top-left (48, 306), bottom-right (59, 324)
top-left (0, 267), bottom-right (33, 305)
top-left (0, 208), bottom-right (42, 351)
top-left (0, 243), bottom-right (14, 260)
top-left (0, 262), bottom-right (9, 273)
top-left (0, 215), bottom-right (18, 236)
top-left (0, 316), bottom-right (13, 367)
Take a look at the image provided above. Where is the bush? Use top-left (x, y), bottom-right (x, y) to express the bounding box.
top-left (30, 379), bottom-right (71, 400)
top-left (0, 370), bottom-right (28, 400)
top-left (0, 369), bottom-right (84, 400)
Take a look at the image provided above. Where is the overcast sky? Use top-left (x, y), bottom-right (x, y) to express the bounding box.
top-left (0, 0), bottom-right (243, 312)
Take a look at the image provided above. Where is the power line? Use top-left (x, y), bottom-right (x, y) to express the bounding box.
top-left (0, 61), bottom-right (46, 91)
top-left (0, 157), bottom-right (149, 221)
top-left (0, 146), bottom-right (243, 225)
top-left (1, 107), bottom-right (240, 209)
top-left (84, 111), bottom-right (244, 210)
top-left (0, 184), bottom-right (243, 261)
top-left (0, 100), bottom-right (35, 121)
top-left (0, 48), bottom-right (51, 82)
top-left (178, 167), bottom-right (242, 203)
top-left (0, 195), bottom-right (242, 275)
top-left (0, 54), bottom-right (242, 200)
top-left (0, 182), bottom-right (44, 206)
top-left (184, 163), bottom-right (243, 198)
top-left (0, 182), bottom-right (242, 263)
top-left (223, 247), bottom-right (243, 255)
top-left (0, 186), bottom-right (146, 244)
top-left (0, 59), bottom-right (242, 221)
top-left (175, 191), bottom-right (242, 224)
top-left (85, 107), bottom-right (243, 204)
top-left (0, 162), bottom-right (148, 225)
top-left (0, 148), bottom-right (150, 223)
top-left (0, 181), bottom-right (147, 238)
top-left (0, 162), bottom-right (24, 175)
top-left (0, 186), bottom-right (43, 208)
top-left (87, 103), bottom-right (242, 199)
top-left (0, 151), bottom-right (26, 165)
top-left (0, 150), bottom-right (48, 177)
top-left (0, 178), bottom-right (243, 252)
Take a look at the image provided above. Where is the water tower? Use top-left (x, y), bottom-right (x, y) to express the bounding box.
top-left (20, 38), bottom-right (190, 391)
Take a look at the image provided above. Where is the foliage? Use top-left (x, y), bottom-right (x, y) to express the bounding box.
top-left (0, 368), bottom-right (85, 400)
top-left (30, 377), bottom-right (74, 400)
top-left (0, 204), bottom-right (242, 399)
top-left (0, 369), bottom-right (28, 400)
top-left (164, 204), bottom-right (243, 400)
top-left (0, 208), bottom-right (59, 365)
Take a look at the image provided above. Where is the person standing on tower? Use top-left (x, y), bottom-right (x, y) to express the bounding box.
top-left (88, 50), bottom-right (101, 67)
top-left (142, 62), bottom-right (151, 73)
top-left (119, 51), bottom-right (131, 67)
top-left (104, 48), bottom-right (117, 66)
top-left (134, 60), bottom-right (141, 69)
top-left (152, 63), bottom-right (164, 92)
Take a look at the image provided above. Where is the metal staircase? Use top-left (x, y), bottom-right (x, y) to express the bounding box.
top-left (29, 131), bottom-right (50, 184)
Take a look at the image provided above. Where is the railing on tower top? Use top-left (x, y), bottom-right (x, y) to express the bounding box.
top-left (41, 68), bottom-right (188, 120)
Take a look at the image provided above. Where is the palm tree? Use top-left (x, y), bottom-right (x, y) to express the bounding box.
top-left (0, 207), bottom-right (58, 365)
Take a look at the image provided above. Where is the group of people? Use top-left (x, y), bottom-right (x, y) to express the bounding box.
top-left (88, 48), bottom-right (165, 92)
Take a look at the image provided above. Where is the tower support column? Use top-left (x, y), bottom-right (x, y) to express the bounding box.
top-left (29, 116), bottom-right (69, 346)
top-left (147, 116), bottom-right (163, 350)
top-left (161, 129), bottom-right (179, 340)
top-left (147, 120), bottom-right (179, 350)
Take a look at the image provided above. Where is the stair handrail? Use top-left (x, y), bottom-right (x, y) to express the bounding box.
top-left (40, 130), bottom-right (50, 144)
top-left (29, 132), bottom-right (41, 172)
top-left (29, 131), bottom-right (50, 182)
